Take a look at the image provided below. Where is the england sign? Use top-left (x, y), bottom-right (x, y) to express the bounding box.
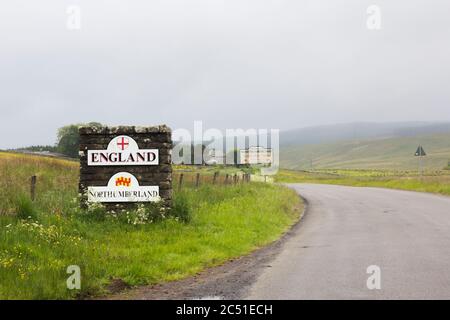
top-left (88, 172), bottom-right (160, 203)
top-left (87, 135), bottom-right (159, 166)
top-left (79, 125), bottom-right (172, 207)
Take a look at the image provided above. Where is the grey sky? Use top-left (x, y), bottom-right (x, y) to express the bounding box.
top-left (1, 0), bottom-right (450, 148)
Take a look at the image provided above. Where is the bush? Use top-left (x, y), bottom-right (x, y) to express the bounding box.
top-left (122, 202), bottom-right (167, 225)
top-left (14, 194), bottom-right (38, 221)
top-left (171, 193), bottom-right (191, 223)
top-left (77, 202), bottom-right (108, 222)
top-left (75, 201), bottom-right (171, 225)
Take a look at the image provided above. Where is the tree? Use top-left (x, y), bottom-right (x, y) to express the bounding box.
top-left (226, 148), bottom-right (239, 166)
top-left (57, 122), bottom-right (101, 158)
top-left (190, 143), bottom-right (209, 165)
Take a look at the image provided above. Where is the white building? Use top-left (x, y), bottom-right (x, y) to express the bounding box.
top-left (239, 146), bottom-right (272, 165)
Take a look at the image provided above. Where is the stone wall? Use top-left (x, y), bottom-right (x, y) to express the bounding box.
top-left (78, 125), bottom-right (172, 208)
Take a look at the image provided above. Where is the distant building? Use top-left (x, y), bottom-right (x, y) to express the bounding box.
top-left (239, 146), bottom-right (272, 165)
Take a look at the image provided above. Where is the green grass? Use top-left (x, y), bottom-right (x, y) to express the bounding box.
top-left (173, 164), bottom-right (258, 175)
top-left (0, 152), bottom-right (301, 299)
top-left (0, 152), bottom-right (78, 216)
top-left (276, 169), bottom-right (450, 196)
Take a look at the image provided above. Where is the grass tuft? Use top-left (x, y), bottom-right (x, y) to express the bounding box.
top-left (14, 194), bottom-right (38, 221)
top-left (171, 192), bottom-right (192, 223)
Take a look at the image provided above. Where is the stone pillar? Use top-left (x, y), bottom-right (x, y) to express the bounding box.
top-left (78, 125), bottom-right (172, 209)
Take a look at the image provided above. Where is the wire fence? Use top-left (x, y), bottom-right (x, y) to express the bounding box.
top-left (173, 172), bottom-right (252, 190)
top-left (23, 171), bottom-right (268, 201)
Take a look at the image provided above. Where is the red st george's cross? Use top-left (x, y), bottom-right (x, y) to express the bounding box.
top-left (117, 137), bottom-right (129, 150)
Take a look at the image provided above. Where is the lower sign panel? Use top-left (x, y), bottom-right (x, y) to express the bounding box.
top-left (88, 186), bottom-right (160, 202)
top-left (87, 172), bottom-right (160, 203)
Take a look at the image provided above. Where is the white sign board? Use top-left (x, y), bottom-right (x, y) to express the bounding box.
top-left (88, 172), bottom-right (160, 203)
top-left (87, 135), bottom-right (159, 166)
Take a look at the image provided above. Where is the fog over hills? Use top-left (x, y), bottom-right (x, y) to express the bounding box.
top-left (279, 122), bottom-right (450, 170)
top-left (280, 122), bottom-right (450, 146)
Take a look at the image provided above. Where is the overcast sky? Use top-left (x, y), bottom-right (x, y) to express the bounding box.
top-left (1, 0), bottom-right (450, 148)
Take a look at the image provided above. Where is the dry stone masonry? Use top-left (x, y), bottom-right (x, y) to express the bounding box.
top-left (79, 125), bottom-right (172, 209)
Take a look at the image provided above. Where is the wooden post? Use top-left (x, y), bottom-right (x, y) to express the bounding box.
top-left (234, 173), bottom-right (237, 184)
top-left (195, 173), bottom-right (200, 188)
top-left (419, 156), bottom-right (424, 177)
top-left (225, 174), bottom-right (229, 184)
top-left (30, 175), bottom-right (37, 201)
top-left (178, 174), bottom-right (184, 191)
top-left (213, 172), bottom-right (218, 185)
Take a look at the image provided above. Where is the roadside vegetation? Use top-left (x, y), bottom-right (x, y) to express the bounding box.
top-left (276, 169), bottom-right (450, 196)
top-left (174, 164), bottom-right (258, 175)
top-left (0, 152), bottom-right (301, 299)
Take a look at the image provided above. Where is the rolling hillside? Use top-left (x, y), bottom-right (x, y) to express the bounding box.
top-left (280, 124), bottom-right (450, 170)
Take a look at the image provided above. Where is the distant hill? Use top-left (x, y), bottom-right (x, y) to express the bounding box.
top-left (280, 122), bottom-right (450, 146)
top-left (280, 122), bottom-right (450, 170)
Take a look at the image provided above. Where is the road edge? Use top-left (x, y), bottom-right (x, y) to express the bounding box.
top-left (101, 188), bottom-right (309, 300)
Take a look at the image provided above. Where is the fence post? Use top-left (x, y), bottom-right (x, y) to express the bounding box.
top-left (178, 174), bottom-right (184, 191)
top-left (213, 172), bottom-right (218, 185)
top-left (30, 175), bottom-right (37, 201)
top-left (234, 173), bottom-right (237, 185)
top-left (225, 174), bottom-right (229, 185)
top-left (195, 173), bottom-right (200, 188)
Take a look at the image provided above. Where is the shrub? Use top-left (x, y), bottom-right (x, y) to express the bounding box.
top-left (171, 193), bottom-right (191, 223)
top-left (79, 201), bottom-right (108, 221)
top-left (122, 202), bottom-right (167, 225)
top-left (14, 194), bottom-right (38, 221)
top-left (74, 201), bottom-right (175, 225)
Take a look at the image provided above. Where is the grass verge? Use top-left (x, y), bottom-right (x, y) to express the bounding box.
top-left (0, 152), bottom-right (301, 299)
top-left (276, 169), bottom-right (450, 196)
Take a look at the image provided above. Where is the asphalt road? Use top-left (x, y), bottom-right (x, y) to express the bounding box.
top-left (246, 184), bottom-right (450, 299)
